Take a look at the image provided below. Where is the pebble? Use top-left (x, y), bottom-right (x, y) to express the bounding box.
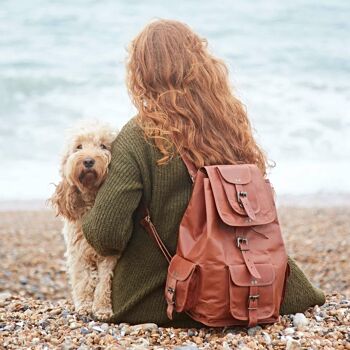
top-left (77, 345), bottom-right (89, 350)
top-left (80, 327), bottom-right (91, 335)
top-left (315, 315), bottom-right (324, 322)
top-left (247, 325), bottom-right (262, 336)
top-left (69, 322), bottom-right (79, 330)
top-left (188, 329), bottom-right (197, 337)
top-left (284, 327), bottom-right (295, 335)
top-left (0, 291), bottom-right (11, 301)
top-left (129, 322), bottom-right (158, 333)
top-left (292, 313), bottom-right (309, 328)
top-left (286, 339), bottom-right (301, 350)
top-left (19, 276), bottom-right (28, 285)
top-left (39, 320), bottom-right (50, 330)
top-left (91, 325), bottom-right (104, 332)
top-left (262, 332), bottom-right (272, 345)
top-left (100, 323), bottom-right (109, 331)
top-left (61, 310), bottom-right (70, 318)
top-left (222, 341), bottom-right (231, 350)
top-left (32, 337), bottom-right (40, 344)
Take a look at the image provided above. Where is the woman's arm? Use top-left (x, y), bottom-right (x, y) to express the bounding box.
top-left (81, 128), bottom-right (143, 256)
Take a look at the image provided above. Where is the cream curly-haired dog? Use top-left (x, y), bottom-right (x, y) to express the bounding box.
top-left (50, 120), bottom-right (118, 320)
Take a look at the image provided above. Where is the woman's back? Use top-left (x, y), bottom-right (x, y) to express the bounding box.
top-left (82, 19), bottom-right (325, 326)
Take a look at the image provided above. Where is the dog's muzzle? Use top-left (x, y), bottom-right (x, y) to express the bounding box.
top-left (79, 169), bottom-right (98, 187)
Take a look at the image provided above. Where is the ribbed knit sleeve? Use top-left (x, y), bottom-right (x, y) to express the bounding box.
top-left (81, 121), bottom-right (143, 256)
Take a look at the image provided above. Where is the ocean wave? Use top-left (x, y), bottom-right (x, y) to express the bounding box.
top-left (1, 0), bottom-right (349, 199)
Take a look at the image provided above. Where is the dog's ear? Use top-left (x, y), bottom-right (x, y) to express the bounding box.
top-left (49, 179), bottom-right (82, 221)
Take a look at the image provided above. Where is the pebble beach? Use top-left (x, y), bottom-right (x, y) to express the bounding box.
top-left (0, 206), bottom-right (349, 349)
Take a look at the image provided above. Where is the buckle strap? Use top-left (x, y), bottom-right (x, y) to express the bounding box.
top-left (235, 229), bottom-right (261, 279)
top-left (248, 285), bottom-right (259, 327)
top-left (236, 184), bottom-right (256, 221)
top-left (165, 277), bottom-right (177, 320)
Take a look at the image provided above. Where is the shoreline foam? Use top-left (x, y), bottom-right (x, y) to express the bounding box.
top-left (1, 193), bottom-right (349, 212)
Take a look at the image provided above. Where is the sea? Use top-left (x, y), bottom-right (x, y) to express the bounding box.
top-left (1, 0), bottom-right (349, 201)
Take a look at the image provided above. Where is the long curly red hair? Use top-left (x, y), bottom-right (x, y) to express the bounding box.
top-left (127, 19), bottom-right (268, 174)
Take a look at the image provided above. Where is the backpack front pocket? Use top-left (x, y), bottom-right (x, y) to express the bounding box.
top-left (165, 255), bottom-right (198, 318)
top-left (228, 263), bottom-right (276, 321)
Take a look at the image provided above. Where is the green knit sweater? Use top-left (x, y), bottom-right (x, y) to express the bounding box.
top-left (82, 118), bottom-right (325, 327)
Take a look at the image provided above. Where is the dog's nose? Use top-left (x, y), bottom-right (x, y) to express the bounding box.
top-left (83, 158), bottom-right (95, 169)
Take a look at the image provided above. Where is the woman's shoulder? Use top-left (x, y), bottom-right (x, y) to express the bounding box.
top-left (115, 116), bottom-right (141, 140)
top-left (111, 116), bottom-right (156, 166)
top-left (113, 117), bottom-right (146, 151)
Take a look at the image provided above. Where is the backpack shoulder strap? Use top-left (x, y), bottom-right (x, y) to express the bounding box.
top-left (180, 154), bottom-right (197, 183)
top-left (139, 200), bottom-right (172, 263)
top-left (139, 153), bottom-right (197, 262)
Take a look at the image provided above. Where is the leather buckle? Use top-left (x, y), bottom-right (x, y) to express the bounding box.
top-left (166, 286), bottom-right (176, 305)
top-left (236, 237), bottom-right (248, 249)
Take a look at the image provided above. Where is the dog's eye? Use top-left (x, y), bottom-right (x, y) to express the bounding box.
top-left (100, 144), bottom-right (107, 150)
top-left (76, 144), bottom-right (82, 150)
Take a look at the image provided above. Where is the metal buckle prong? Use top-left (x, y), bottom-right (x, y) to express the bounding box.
top-left (236, 237), bottom-right (248, 249)
top-left (249, 294), bottom-right (260, 300)
top-left (237, 191), bottom-right (248, 207)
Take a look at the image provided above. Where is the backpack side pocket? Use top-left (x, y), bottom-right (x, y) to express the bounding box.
top-left (165, 255), bottom-right (198, 319)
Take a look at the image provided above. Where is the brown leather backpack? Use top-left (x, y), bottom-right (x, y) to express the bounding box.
top-left (141, 156), bottom-right (289, 327)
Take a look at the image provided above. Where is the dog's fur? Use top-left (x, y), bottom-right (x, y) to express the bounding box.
top-left (49, 120), bottom-right (118, 320)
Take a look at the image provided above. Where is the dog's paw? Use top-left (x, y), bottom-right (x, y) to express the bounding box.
top-left (92, 306), bottom-right (113, 321)
top-left (76, 301), bottom-right (93, 315)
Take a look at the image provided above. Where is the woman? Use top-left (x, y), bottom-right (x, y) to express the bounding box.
top-left (82, 19), bottom-right (325, 327)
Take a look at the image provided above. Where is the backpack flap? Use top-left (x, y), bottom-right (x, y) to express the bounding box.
top-left (205, 164), bottom-right (276, 227)
top-left (217, 165), bottom-right (259, 220)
